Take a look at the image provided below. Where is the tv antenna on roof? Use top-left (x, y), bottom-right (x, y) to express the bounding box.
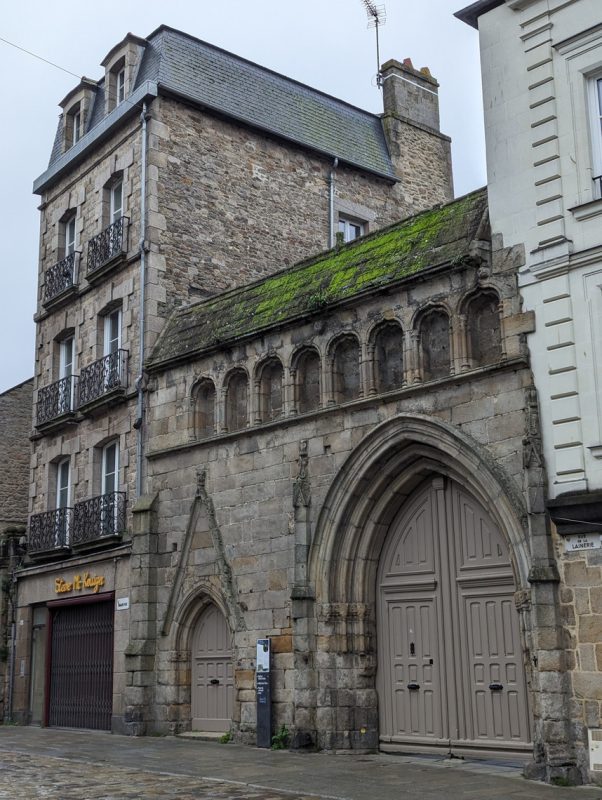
top-left (362, 0), bottom-right (387, 88)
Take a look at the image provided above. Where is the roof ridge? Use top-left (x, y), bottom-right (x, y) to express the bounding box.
top-left (147, 24), bottom-right (384, 121)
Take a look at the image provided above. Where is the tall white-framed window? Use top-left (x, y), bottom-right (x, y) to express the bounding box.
top-left (103, 309), bottom-right (121, 356)
top-left (59, 336), bottom-right (74, 379)
top-left (589, 75), bottom-right (602, 198)
top-left (338, 216), bottom-right (364, 243)
top-left (103, 308), bottom-right (122, 391)
top-left (65, 215), bottom-right (76, 256)
top-left (110, 181), bottom-right (123, 225)
top-left (117, 68), bottom-right (125, 105)
top-left (101, 441), bottom-right (119, 496)
top-left (54, 456), bottom-right (71, 546)
top-left (55, 458), bottom-right (71, 510)
top-left (59, 336), bottom-right (75, 412)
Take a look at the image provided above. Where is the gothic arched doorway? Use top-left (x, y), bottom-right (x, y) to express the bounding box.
top-left (376, 475), bottom-right (531, 755)
top-left (191, 603), bottom-right (234, 732)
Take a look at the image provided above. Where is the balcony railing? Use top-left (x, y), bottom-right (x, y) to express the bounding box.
top-left (78, 350), bottom-right (128, 408)
top-left (43, 252), bottom-right (80, 305)
top-left (29, 508), bottom-right (72, 556)
top-left (72, 492), bottom-right (126, 547)
top-left (87, 216), bottom-right (128, 277)
top-left (36, 375), bottom-right (79, 428)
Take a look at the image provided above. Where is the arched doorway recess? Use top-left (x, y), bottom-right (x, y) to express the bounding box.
top-left (190, 603), bottom-right (234, 732)
top-left (308, 414), bottom-right (534, 756)
top-left (377, 475), bottom-right (531, 753)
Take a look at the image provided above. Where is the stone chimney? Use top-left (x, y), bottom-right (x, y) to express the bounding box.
top-left (381, 58), bottom-right (441, 131)
top-left (380, 58), bottom-right (453, 212)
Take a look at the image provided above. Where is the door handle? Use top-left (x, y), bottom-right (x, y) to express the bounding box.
top-left (407, 682), bottom-right (420, 691)
top-left (210, 679), bottom-right (220, 685)
top-left (489, 682), bottom-right (503, 691)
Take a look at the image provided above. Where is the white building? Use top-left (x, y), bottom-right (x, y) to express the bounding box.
top-left (457, 0), bottom-right (602, 783)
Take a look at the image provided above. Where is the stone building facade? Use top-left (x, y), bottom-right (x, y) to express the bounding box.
top-left (11, 12), bottom-right (599, 789)
top-left (457, 0), bottom-right (602, 783)
top-left (11, 24), bottom-right (453, 747)
top-left (0, 378), bottom-right (33, 719)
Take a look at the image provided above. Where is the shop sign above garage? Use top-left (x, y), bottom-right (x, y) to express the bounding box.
top-left (54, 572), bottom-right (106, 595)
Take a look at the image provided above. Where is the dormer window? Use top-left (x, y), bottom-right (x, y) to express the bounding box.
top-left (101, 33), bottom-right (147, 115)
top-left (65, 104), bottom-right (83, 149)
top-left (117, 68), bottom-right (126, 105)
top-left (106, 58), bottom-right (127, 112)
top-left (72, 109), bottom-right (81, 144)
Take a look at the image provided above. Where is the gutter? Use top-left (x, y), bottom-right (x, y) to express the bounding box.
top-left (135, 102), bottom-right (151, 499)
top-left (328, 158), bottom-right (339, 249)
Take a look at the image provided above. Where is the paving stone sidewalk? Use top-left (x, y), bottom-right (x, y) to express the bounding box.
top-left (1, 726), bottom-right (601, 800)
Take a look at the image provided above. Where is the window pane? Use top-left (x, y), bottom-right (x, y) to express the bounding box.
top-left (105, 310), bottom-right (121, 354)
top-left (60, 338), bottom-right (73, 377)
top-left (73, 111), bottom-right (81, 144)
top-left (117, 69), bottom-right (125, 103)
top-left (103, 443), bottom-right (118, 494)
top-left (66, 218), bottom-right (76, 254)
top-left (57, 460), bottom-right (69, 508)
top-left (111, 183), bottom-right (123, 222)
top-left (338, 220), bottom-right (346, 233)
top-left (597, 78), bottom-right (602, 114)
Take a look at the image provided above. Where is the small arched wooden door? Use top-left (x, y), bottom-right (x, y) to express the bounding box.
top-left (191, 604), bottom-right (234, 732)
top-left (377, 476), bottom-right (531, 755)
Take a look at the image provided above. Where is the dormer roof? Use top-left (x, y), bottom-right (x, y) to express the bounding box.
top-left (59, 77), bottom-right (98, 110)
top-left (100, 32), bottom-right (148, 68)
top-left (37, 24), bottom-right (396, 193)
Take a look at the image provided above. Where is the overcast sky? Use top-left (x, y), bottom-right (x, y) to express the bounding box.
top-left (0, 0), bottom-right (485, 394)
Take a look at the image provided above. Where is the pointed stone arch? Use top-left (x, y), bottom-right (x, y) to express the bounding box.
top-left (309, 413), bottom-right (531, 608)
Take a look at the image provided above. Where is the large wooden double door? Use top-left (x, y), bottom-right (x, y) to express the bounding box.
top-left (377, 477), bottom-right (531, 755)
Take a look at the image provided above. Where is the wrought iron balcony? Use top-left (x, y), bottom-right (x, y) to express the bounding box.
top-left (87, 216), bottom-right (129, 279)
top-left (29, 508), bottom-right (72, 556)
top-left (36, 375), bottom-right (79, 428)
top-left (78, 350), bottom-right (128, 410)
top-left (72, 492), bottom-right (126, 548)
top-left (43, 252), bottom-right (80, 306)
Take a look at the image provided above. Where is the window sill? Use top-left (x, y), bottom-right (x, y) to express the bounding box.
top-left (569, 198), bottom-right (602, 221)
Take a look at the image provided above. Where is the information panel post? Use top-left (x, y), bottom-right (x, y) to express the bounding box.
top-left (256, 638), bottom-right (271, 748)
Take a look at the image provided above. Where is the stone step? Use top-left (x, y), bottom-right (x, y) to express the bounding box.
top-left (176, 731), bottom-right (226, 742)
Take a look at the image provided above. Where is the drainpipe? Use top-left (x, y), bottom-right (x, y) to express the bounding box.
top-left (5, 538), bottom-right (21, 723)
top-left (328, 157), bottom-right (339, 248)
top-left (135, 102), bottom-right (150, 499)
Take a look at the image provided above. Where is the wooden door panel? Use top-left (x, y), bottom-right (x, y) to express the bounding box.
top-left (384, 597), bottom-right (442, 740)
top-left (378, 476), bottom-right (531, 754)
top-left (460, 593), bottom-right (530, 746)
top-left (191, 605), bottom-right (233, 732)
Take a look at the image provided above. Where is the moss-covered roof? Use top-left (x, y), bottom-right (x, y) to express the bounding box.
top-left (148, 188), bottom-right (489, 369)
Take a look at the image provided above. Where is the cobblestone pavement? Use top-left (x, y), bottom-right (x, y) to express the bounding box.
top-left (0, 750), bottom-right (314, 800)
top-left (0, 727), bottom-right (601, 800)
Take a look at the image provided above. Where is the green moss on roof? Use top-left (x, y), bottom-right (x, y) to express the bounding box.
top-left (148, 188), bottom-right (488, 369)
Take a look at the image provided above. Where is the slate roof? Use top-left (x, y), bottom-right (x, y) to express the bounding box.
top-left (147, 188), bottom-right (489, 370)
top-left (47, 25), bottom-right (395, 180)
